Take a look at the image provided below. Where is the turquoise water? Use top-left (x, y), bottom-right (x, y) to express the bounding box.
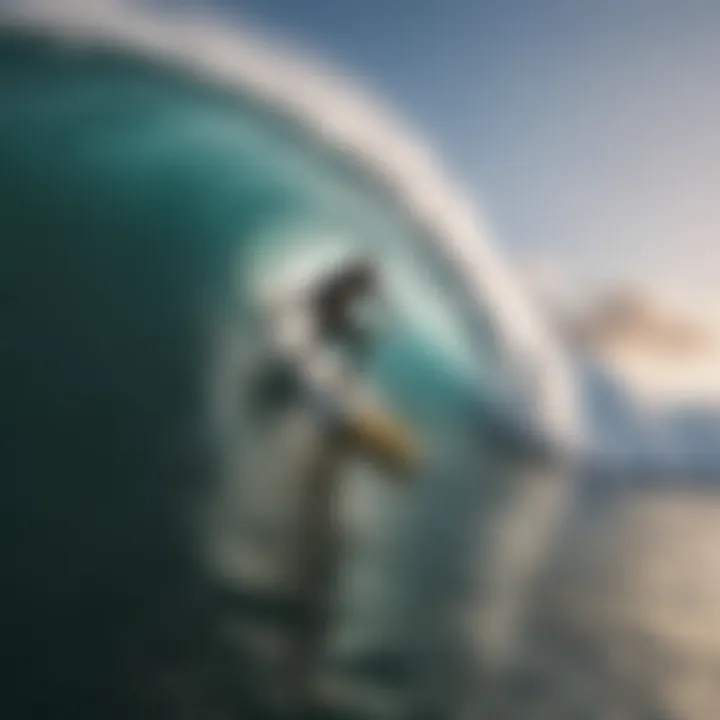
top-left (0, 31), bottom-right (540, 719)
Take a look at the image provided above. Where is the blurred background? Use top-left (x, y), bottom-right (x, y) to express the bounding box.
top-left (6, 1), bottom-right (720, 718)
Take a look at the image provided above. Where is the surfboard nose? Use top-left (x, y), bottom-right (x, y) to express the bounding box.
top-left (340, 406), bottom-right (420, 473)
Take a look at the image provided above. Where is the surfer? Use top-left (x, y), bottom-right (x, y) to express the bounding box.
top-left (259, 257), bottom-right (418, 713)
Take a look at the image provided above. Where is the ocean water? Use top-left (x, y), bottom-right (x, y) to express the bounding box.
top-left (0, 25), bottom-right (577, 720)
top-left (477, 471), bottom-right (720, 720)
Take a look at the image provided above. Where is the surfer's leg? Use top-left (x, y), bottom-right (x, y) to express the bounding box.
top-left (282, 441), bottom-right (344, 713)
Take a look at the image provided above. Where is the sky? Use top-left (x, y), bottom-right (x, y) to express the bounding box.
top-left (203, 0), bottom-right (720, 306)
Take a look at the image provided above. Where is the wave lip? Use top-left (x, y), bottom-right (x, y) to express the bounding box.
top-left (0, 0), bottom-right (580, 453)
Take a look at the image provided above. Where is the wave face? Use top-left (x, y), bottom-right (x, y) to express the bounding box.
top-left (2, 0), bottom-right (578, 450)
top-left (0, 7), bottom-right (577, 719)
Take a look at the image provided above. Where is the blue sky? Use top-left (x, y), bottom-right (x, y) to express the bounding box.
top-left (207, 0), bottom-right (720, 299)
